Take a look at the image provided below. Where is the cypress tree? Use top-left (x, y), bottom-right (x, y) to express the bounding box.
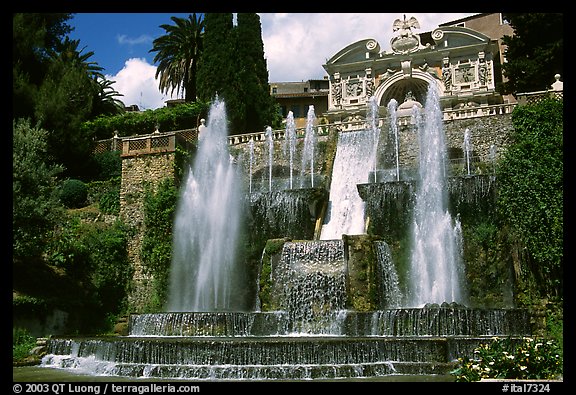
top-left (235, 13), bottom-right (275, 133)
top-left (196, 13), bottom-right (235, 106)
top-left (196, 13), bottom-right (278, 135)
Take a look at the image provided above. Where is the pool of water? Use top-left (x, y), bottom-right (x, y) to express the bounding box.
top-left (13, 366), bottom-right (455, 382)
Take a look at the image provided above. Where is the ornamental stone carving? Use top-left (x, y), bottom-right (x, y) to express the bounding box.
top-left (390, 15), bottom-right (423, 55)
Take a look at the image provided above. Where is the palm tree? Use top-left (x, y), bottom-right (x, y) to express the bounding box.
top-left (50, 36), bottom-right (105, 79)
top-left (150, 14), bottom-right (205, 102)
top-left (50, 37), bottom-right (124, 116)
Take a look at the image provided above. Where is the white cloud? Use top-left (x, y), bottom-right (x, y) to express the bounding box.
top-left (106, 58), bottom-right (180, 110)
top-left (104, 14), bottom-right (477, 110)
top-left (259, 13), bottom-right (477, 82)
top-left (117, 33), bottom-right (153, 46)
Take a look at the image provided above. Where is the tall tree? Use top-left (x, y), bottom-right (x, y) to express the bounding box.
top-left (13, 13), bottom-right (73, 120)
top-left (197, 13), bottom-right (237, 106)
top-left (150, 14), bottom-right (205, 102)
top-left (235, 13), bottom-right (276, 132)
top-left (197, 13), bottom-right (278, 134)
top-left (500, 13), bottom-right (563, 94)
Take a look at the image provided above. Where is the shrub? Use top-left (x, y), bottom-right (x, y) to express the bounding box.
top-left (99, 186), bottom-right (120, 215)
top-left (451, 337), bottom-right (563, 381)
top-left (60, 179), bottom-right (88, 208)
top-left (13, 327), bottom-right (36, 362)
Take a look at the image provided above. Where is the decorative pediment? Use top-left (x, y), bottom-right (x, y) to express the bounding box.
top-left (431, 26), bottom-right (492, 49)
top-left (325, 38), bottom-right (381, 67)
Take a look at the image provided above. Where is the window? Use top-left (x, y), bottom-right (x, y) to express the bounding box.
top-left (291, 105), bottom-right (301, 118)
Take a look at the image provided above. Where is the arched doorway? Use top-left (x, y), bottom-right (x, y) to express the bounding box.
top-left (375, 70), bottom-right (443, 108)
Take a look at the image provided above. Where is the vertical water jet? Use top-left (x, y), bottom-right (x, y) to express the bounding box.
top-left (167, 98), bottom-right (243, 312)
top-left (408, 85), bottom-right (467, 307)
top-left (301, 105), bottom-right (317, 188)
top-left (284, 111), bottom-right (297, 189)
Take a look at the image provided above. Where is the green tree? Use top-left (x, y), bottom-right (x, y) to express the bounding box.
top-left (196, 13), bottom-right (278, 134)
top-left (12, 13), bottom-right (73, 120)
top-left (150, 14), bottom-right (205, 102)
top-left (196, 13), bottom-right (239, 128)
top-left (235, 13), bottom-right (277, 132)
top-left (12, 119), bottom-right (64, 262)
top-left (496, 98), bottom-right (563, 298)
top-left (500, 13), bottom-right (563, 94)
top-left (34, 57), bottom-right (97, 178)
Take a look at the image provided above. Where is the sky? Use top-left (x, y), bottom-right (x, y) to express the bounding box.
top-left (69, 13), bottom-right (478, 110)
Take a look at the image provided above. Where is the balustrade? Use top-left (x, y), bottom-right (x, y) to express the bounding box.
top-left (97, 100), bottom-right (530, 153)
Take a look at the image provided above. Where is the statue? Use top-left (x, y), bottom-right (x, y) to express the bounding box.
top-left (390, 15), bottom-right (423, 55)
top-left (392, 15), bottom-right (420, 38)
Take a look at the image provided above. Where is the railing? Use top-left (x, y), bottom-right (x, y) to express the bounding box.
top-left (117, 129), bottom-right (197, 157)
top-left (442, 102), bottom-right (517, 122)
top-left (516, 90), bottom-right (563, 106)
top-left (96, 84), bottom-right (562, 153)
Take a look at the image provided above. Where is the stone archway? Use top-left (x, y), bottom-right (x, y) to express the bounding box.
top-left (375, 70), bottom-right (443, 108)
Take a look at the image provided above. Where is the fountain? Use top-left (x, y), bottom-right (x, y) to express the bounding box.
top-left (319, 128), bottom-right (376, 240)
top-left (248, 138), bottom-right (254, 193)
top-left (408, 85), bottom-right (466, 307)
top-left (464, 128), bottom-right (472, 176)
top-left (283, 111), bottom-right (297, 189)
top-left (367, 96), bottom-right (381, 183)
top-left (166, 98), bottom-right (244, 312)
top-left (41, 90), bottom-right (532, 381)
top-left (266, 126), bottom-right (273, 192)
top-left (387, 98), bottom-right (400, 181)
top-left (301, 105), bottom-right (317, 188)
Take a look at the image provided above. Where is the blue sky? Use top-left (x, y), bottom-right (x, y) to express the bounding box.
top-left (68, 13), bottom-right (477, 110)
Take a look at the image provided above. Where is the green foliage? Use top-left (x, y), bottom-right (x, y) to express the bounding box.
top-left (197, 13), bottom-right (277, 134)
top-left (85, 220), bottom-right (133, 316)
top-left (82, 101), bottom-right (209, 140)
top-left (13, 328), bottom-right (37, 362)
top-left (13, 119), bottom-right (64, 261)
top-left (92, 150), bottom-right (122, 180)
top-left (150, 14), bottom-right (204, 102)
top-left (12, 13), bottom-right (74, 120)
top-left (59, 179), bottom-right (88, 208)
top-left (501, 13), bottom-right (563, 94)
top-left (496, 98), bottom-right (563, 298)
top-left (451, 337), bottom-right (563, 381)
top-left (140, 178), bottom-right (179, 310)
top-left (98, 185), bottom-right (120, 215)
top-left (44, 216), bottom-right (132, 324)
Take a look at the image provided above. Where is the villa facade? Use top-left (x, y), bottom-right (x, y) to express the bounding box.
top-left (321, 14), bottom-right (508, 123)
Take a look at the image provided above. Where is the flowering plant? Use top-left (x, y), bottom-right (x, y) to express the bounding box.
top-left (451, 337), bottom-right (562, 382)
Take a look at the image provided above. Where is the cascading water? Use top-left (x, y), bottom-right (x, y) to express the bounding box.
top-left (284, 111), bottom-right (297, 189)
top-left (320, 128), bottom-right (376, 240)
top-left (408, 85), bottom-right (467, 307)
top-left (374, 241), bottom-right (402, 308)
top-left (167, 98), bottom-right (243, 312)
top-left (301, 105), bottom-right (316, 188)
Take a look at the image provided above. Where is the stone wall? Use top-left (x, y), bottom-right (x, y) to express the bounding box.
top-left (231, 114), bottom-right (514, 183)
top-left (120, 153), bottom-right (175, 312)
